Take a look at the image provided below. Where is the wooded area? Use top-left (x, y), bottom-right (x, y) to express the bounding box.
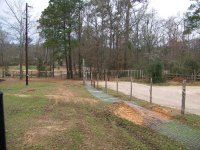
top-left (0, 0), bottom-right (199, 80)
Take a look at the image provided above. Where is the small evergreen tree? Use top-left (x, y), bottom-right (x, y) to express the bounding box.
top-left (149, 59), bottom-right (164, 83)
top-left (37, 59), bottom-right (46, 77)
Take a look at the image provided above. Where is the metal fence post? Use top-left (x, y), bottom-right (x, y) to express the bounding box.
top-left (181, 80), bottom-right (186, 116)
top-left (0, 92), bottom-right (6, 150)
top-left (150, 78), bottom-right (153, 104)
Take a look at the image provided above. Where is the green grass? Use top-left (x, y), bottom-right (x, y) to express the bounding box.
top-left (174, 114), bottom-right (200, 129)
top-left (5, 95), bottom-right (49, 150)
top-left (2, 80), bottom-right (186, 149)
top-left (7, 65), bottom-right (37, 71)
top-left (0, 81), bottom-right (53, 96)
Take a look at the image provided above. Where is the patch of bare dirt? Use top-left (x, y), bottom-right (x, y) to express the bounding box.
top-left (14, 94), bottom-right (30, 98)
top-left (151, 106), bottom-right (172, 118)
top-left (111, 102), bottom-right (144, 125)
top-left (45, 95), bottom-right (97, 105)
top-left (110, 102), bottom-right (171, 127)
top-left (45, 81), bottom-right (97, 105)
top-left (26, 89), bottom-right (36, 92)
top-left (24, 119), bottom-right (71, 145)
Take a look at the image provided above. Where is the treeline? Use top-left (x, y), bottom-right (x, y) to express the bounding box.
top-left (0, 0), bottom-right (199, 79)
top-left (38, 0), bottom-right (200, 79)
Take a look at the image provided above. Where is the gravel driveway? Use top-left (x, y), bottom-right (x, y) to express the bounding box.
top-left (99, 81), bottom-right (200, 115)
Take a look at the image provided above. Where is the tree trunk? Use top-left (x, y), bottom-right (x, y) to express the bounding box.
top-left (52, 48), bottom-right (55, 78)
top-left (68, 29), bottom-right (73, 79)
top-left (124, 0), bottom-right (131, 70)
top-left (78, 6), bottom-right (82, 78)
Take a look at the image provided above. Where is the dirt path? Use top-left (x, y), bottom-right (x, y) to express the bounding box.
top-left (99, 81), bottom-right (200, 115)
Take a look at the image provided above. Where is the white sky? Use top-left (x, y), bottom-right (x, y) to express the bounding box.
top-left (28, 0), bottom-right (192, 19)
top-left (0, 0), bottom-right (192, 20)
top-left (149, 0), bottom-right (192, 18)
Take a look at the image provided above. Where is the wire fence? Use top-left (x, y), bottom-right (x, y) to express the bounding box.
top-left (85, 75), bottom-right (200, 150)
top-left (0, 71), bottom-right (67, 79)
top-left (85, 69), bottom-right (200, 117)
top-left (84, 67), bottom-right (200, 150)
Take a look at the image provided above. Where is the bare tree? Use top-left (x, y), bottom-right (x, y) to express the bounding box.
top-left (1, 0), bottom-right (25, 79)
top-left (0, 25), bottom-right (8, 77)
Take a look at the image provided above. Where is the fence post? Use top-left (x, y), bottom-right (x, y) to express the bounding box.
top-left (105, 71), bottom-right (108, 93)
top-left (130, 77), bottom-right (133, 100)
top-left (181, 80), bottom-right (186, 116)
top-left (90, 72), bottom-right (93, 86)
top-left (97, 73), bottom-right (99, 89)
top-left (116, 74), bottom-right (118, 94)
top-left (191, 73), bottom-right (193, 82)
top-left (0, 92), bottom-right (6, 150)
top-left (83, 59), bottom-right (86, 85)
top-left (150, 78), bottom-right (153, 104)
top-left (194, 70), bottom-right (196, 82)
top-left (60, 71), bottom-right (62, 79)
top-left (142, 70), bottom-right (144, 79)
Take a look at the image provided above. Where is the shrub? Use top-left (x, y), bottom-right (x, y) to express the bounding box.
top-left (37, 59), bottom-right (46, 77)
top-left (149, 59), bottom-right (165, 83)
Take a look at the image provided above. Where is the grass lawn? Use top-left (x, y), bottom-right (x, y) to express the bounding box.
top-left (0, 79), bottom-right (186, 150)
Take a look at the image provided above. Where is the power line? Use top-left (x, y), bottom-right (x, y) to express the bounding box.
top-left (4, 0), bottom-right (21, 24)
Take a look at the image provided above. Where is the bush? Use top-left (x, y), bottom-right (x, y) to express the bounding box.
top-left (149, 59), bottom-right (165, 83)
top-left (184, 59), bottom-right (199, 74)
top-left (37, 59), bottom-right (46, 77)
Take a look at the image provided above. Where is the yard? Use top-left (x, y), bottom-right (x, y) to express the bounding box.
top-left (0, 78), bottom-right (186, 150)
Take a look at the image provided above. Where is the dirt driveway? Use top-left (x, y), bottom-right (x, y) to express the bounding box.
top-left (99, 81), bottom-right (200, 115)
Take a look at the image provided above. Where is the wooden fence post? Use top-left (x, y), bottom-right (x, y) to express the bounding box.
top-left (116, 74), bottom-right (118, 94)
top-left (130, 77), bottom-right (133, 100)
top-left (181, 80), bottom-right (186, 116)
top-left (0, 92), bottom-right (6, 150)
top-left (194, 70), bottom-right (196, 82)
top-left (97, 73), bottom-right (99, 89)
top-left (105, 71), bottom-right (108, 93)
top-left (83, 59), bottom-right (86, 85)
top-left (90, 72), bottom-right (93, 86)
top-left (150, 78), bottom-right (153, 104)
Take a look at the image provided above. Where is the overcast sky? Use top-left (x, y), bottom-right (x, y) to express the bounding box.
top-left (29, 0), bottom-right (192, 19)
top-left (0, 0), bottom-right (192, 20)
top-left (149, 0), bottom-right (192, 18)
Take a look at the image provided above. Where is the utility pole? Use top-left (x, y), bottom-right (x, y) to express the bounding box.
top-left (25, 3), bottom-right (30, 86)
